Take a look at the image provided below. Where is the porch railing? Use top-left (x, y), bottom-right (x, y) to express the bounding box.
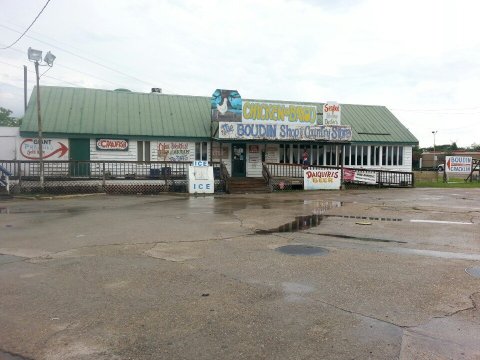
top-left (0, 160), bottom-right (227, 194)
top-left (263, 162), bottom-right (414, 188)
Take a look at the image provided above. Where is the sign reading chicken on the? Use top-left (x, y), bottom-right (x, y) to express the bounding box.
top-left (211, 89), bottom-right (242, 122)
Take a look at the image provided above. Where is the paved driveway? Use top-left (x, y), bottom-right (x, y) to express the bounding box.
top-left (0, 188), bottom-right (479, 359)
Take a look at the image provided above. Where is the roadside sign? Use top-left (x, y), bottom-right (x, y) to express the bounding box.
top-left (445, 156), bottom-right (472, 173)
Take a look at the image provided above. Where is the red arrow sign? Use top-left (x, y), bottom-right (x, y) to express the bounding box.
top-left (20, 139), bottom-right (69, 160)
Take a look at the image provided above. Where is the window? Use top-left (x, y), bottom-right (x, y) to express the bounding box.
top-left (318, 146), bottom-right (324, 165)
top-left (292, 145), bottom-right (299, 164)
top-left (370, 146), bottom-right (380, 166)
top-left (398, 146), bottom-right (403, 165)
top-left (326, 145), bottom-right (337, 166)
top-left (382, 146), bottom-right (387, 166)
top-left (137, 141), bottom-right (150, 161)
top-left (195, 142), bottom-right (208, 161)
top-left (344, 145), bottom-right (351, 166)
top-left (311, 146), bottom-right (317, 165)
top-left (356, 146), bottom-right (362, 166)
top-left (362, 146), bottom-right (368, 166)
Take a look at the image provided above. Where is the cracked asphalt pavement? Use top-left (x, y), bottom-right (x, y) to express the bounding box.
top-left (0, 188), bottom-right (479, 359)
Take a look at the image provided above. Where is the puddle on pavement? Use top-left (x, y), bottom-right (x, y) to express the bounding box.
top-left (325, 215), bottom-right (402, 222)
top-left (465, 267), bottom-right (480, 278)
top-left (276, 245), bottom-right (329, 256)
top-left (0, 350), bottom-right (29, 360)
top-left (255, 212), bottom-right (402, 235)
top-left (255, 214), bottom-right (324, 234)
top-left (0, 254), bottom-right (25, 265)
top-left (0, 207), bottom-right (84, 215)
top-left (317, 233), bottom-right (407, 244)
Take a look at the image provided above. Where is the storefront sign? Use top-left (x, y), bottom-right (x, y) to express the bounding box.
top-left (219, 122), bottom-right (352, 141)
top-left (96, 139), bottom-right (128, 151)
top-left (158, 142), bottom-right (194, 162)
top-left (323, 102), bottom-right (341, 125)
top-left (242, 101), bottom-right (317, 125)
top-left (265, 145), bottom-right (278, 163)
top-left (343, 169), bottom-right (377, 184)
top-left (304, 169), bottom-right (341, 190)
top-left (248, 145), bottom-right (261, 163)
top-left (19, 138), bottom-right (69, 160)
top-left (211, 89), bottom-right (242, 122)
top-left (445, 156), bottom-right (472, 173)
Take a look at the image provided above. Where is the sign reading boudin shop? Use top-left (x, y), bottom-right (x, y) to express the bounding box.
top-left (219, 122), bottom-right (352, 141)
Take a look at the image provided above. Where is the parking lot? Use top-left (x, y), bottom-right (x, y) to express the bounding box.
top-left (0, 188), bottom-right (479, 359)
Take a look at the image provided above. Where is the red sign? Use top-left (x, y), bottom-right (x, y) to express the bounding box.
top-left (96, 139), bottom-right (129, 151)
top-left (20, 138), bottom-right (69, 160)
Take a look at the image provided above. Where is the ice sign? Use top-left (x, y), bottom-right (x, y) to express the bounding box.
top-left (192, 161), bottom-right (208, 167)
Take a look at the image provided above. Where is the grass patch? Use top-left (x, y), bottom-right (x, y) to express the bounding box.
top-left (415, 179), bottom-right (480, 188)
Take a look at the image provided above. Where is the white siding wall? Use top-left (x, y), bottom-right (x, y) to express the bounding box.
top-left (0, 127), bottom-right (19, 160)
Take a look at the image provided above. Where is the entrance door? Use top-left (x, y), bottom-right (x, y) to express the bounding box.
top-left (69, 138), bottom-right (90, 176)
top-left (231, 143), bottom-right (246, 177)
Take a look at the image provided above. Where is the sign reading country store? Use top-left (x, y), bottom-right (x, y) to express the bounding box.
top-left (96, 139), bottom-right (129, 151)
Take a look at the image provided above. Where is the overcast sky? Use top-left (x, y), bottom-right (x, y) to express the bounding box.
top-left (1, 0), bottom-right (479, 148)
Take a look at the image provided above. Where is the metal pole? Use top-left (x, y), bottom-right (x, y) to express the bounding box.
top-left (34, 61), bottom-right (44, 190)
top-left (24, 65), bottom-right (28, 111)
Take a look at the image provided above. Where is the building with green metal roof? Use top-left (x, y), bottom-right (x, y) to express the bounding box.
top-left (19, 86), bottom-right (418, 177)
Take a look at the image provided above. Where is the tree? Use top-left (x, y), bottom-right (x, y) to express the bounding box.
top-left (0, 107), bottom-right (21, 127)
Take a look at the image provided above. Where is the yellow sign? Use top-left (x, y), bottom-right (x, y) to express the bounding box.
top-left (242, 101), bottom-right (317, 125)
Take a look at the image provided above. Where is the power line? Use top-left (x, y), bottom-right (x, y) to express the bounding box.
top-left (0, 23), bottom-right (181, 94)
top-left (0, 60), bottom-right (80, 87)
top-left (0, 0), bottom-right (52, 50)
top-left (2, 45), bottom-right (130, 89)
top-left (0, 24), bottom-right (179, 94)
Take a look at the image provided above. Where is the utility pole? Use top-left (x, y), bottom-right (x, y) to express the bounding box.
top-left (34, 61), bottom-right (44, 189)
top-left (24, 65), bottom-right (27, 111)
top-left (432, 130), bottom-right (438, 169)
top-left (28, 47), bottom-right (56, 191)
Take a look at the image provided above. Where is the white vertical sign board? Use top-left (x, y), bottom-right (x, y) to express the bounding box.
top-left (188, 161), bottom-right (214, 194)
top-left (323, 102), bottom-right (341, 125)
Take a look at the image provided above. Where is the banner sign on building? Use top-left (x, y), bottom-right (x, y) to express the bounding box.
top-left (96, 139), bottom-right (128, 151)
top-left (19, 138), bottom-right (69, 160)
top-left (242, 101), bottom-right (317, 125)
top-left (304, 169), bottom-right (341, 190)
top-left (445, 156), bottom-right (472, 173)
top-left (343, 169), bottom-right (377, 184)
top-left (323, 102), bottom-right (341, 125)
top-left (211, 89), bottom-right (242, 122)
top-left (219, 122), bottom-right (352, 141)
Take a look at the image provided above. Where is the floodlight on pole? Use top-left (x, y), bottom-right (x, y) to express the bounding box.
top-left (44, 51), bottom-right (56, 67)
top-left (432, 130), bottom-right (438, 169)
top-left (27, 47), bottom-right (56, 190)
top-left (28, 47), bottom-right (42, 62)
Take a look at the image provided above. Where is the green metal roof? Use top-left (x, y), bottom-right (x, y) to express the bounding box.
top-left (21, 86), bottom-right (418, 145)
